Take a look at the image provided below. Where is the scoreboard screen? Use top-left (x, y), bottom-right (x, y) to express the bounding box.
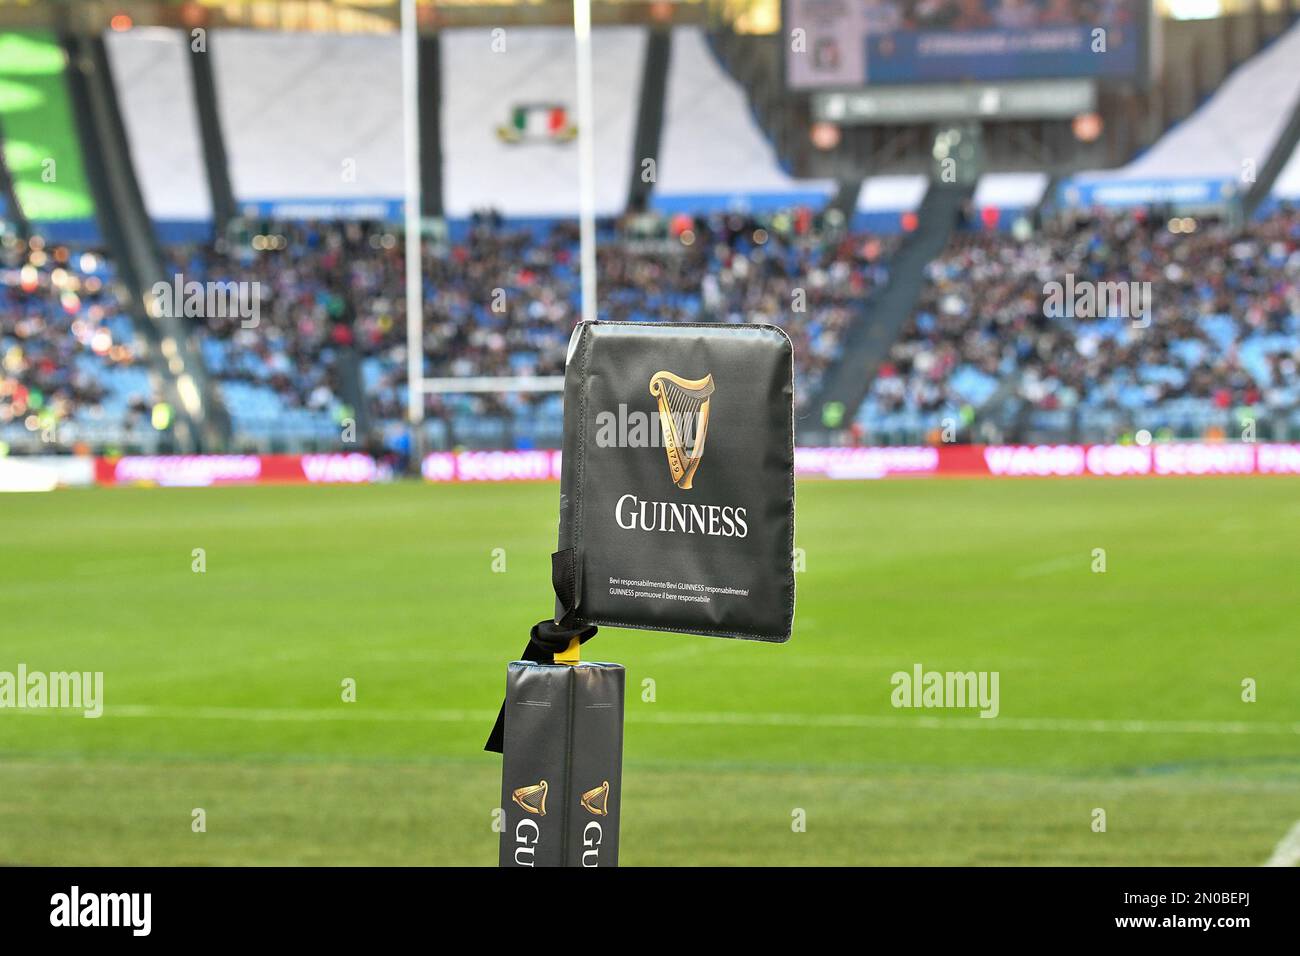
top-left (786, 0), bottom-right (1148, 90)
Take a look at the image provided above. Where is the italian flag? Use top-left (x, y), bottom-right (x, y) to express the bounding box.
top-left (509, 105), bottom-right (569, 139)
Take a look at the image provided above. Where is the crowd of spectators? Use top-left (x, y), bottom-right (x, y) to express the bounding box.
top-left (12, 202), bottom-right (1300, 453)
top-left (174, 210), bottom-right (894, 448)
top-left (861, 206), bottom-right (1300, 442)
top-left (0, 228), bottom-right (156, 452)
top-left (167, 223), bottom-right (368, 445)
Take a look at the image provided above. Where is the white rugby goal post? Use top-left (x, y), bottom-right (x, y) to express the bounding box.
top-left (400, 0), bottom-right (597, 455)
top-left (419, 376), bottom-right (565, 395)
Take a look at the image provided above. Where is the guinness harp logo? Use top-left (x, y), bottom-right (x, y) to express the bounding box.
top-left (579, 780), bottom-right (610, 816)
top-left (649, 371), bottom-right (714, 490)
top-left (512, 780), bottom-right (548, 816)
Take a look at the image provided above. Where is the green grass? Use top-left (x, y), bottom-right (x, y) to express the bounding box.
top-left (1, 478), bottom-right (1298, 865)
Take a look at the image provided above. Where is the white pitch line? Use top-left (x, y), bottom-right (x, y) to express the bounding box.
top-left (107, 705), bottom-right (494, 723)
top-left (634, 711), bottom-right (1300, 736)
top-left (18, 705), bottom-right (1296, 736)
top-left (1263, 821), bottom-right (1300, 867)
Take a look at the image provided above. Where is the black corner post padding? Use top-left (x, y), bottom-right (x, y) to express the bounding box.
top-left (498, 654), bottom-right (625, 866)
top-left (483, 620), bottom-right (598, 753)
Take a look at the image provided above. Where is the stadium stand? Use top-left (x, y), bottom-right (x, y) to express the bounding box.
top-left (1275, 145), bottom-right (1300, 203)
top-left (166, 208), bottom-right (893, 450)
top-left (853, 175), bottom-right (929, 232)
top-left (0, 231), bottom-right (162, 452)
top-left (4, 13), bottom-right (1299, 457)
top-left (210, 31), bottom-right (405, 212)
top-left (653, 28), bottom-right (834, 213)
top-left (858, 207), bottom-right (1300, 444)
top-left (1064, 20), bottom-right (1300, 204)
top-left (440, 27), bottom-right (645, 218)
top-left (972, 173), bottom-right (1050, 222)
top-left (105, 28), bottom-right (211, 233)
top-left (167, 224), bottom-right (359, 449)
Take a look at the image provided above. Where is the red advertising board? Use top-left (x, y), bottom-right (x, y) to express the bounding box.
top-left (420, 444), bottom-right (1300, 482)
top-left (90, 444), bottom-right (1300, 488)
top-left (95, 453), bottom-right (390, 487)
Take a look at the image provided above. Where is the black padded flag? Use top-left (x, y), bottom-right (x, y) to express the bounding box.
top-left (556, 321), bottom-right (795, 641)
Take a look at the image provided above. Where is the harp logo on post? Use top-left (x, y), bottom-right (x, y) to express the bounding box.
top-left (649, 371), bottom-right (714, 490)
top-left (579, 781), bottom-right (611, 867)
top-left (580, 780), bottom-right (610, 816)
top-left (512, 780), bottom-right (548, 816)
top-left (510, 780), bottom-right (549, 867)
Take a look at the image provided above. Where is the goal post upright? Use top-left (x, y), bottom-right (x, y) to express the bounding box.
top-left (401, 0), bottom-right (425, 466)
top-left (574, 0), bottom-right (598, 326)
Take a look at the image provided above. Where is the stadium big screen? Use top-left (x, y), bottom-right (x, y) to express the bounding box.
top-left (786, 0), bottom-right (1149, 88)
